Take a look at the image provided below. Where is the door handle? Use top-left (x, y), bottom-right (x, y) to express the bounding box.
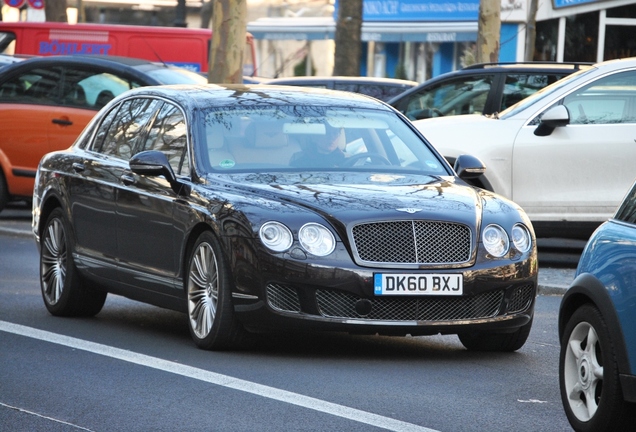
top-left (120, 174), bottom-right (135, 185)
top-left (72, 163), bottom-right (85, 173)
top-left (52, 118), bottom-right (73, 126)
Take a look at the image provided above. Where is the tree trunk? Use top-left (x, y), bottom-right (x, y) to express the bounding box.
top-left (208, 0), bottom-right (247, 84)
top-left (333, 0), bottom-right (362, 76)
top-left (476, 0), bottom-right (501, 64)
top-left (525, 0), bottom-right (539, 61)
top-left (45, 0), bottom-right (68, 22)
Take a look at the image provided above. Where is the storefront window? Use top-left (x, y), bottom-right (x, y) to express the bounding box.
top-left (564, 11), bottom-right (598, 62)
top-left (534, 19), bottom-right (558, 61)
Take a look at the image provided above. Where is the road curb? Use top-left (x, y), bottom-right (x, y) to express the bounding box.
top-left (0, 226), bottom-right (33, 238)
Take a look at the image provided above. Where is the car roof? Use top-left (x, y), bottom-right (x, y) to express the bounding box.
top-left (265, 76), bottom-right (418, 87)
top-left (460, 61), bottom-right (593, 72)
top-left (0, 54), bottom-right (170, 72)
top-left (386, 61), bottom-right (594, 106)
top-left (114, 84), bottom-right (398, 111)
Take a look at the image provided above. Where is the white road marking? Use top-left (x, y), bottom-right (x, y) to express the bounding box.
top-left (0, 402), bottom-right (96, 431)
top-left (1, 320), bottom-right (439, 432)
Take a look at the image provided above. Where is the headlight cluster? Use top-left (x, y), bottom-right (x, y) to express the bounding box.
top-left (259, 221), bottom-right (336, 256)
top-left (482, 223), bottom-right (532, 257)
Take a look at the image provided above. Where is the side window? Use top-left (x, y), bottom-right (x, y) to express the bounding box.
top-left (501, 74), bottom-right (564, 110)
top-left (63, 66), bottom-right (141, 110)
top-left (562, 70), bottom-right (636, 125)
top-left (90, 104), bottom-right (121, 152)
top-left (0, 67), bottom-right (62, 103)
top-left (143, 103), bottom-right (189, 176)
top-left (615, 183), bottom-right (636, 224)
top-left (99, 98), bottom-right (161, 160)
top-left (404, 74), bottom-right (494, 120)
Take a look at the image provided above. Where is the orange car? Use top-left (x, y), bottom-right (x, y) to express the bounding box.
top-left (0, 55), bottom-right (206, 212)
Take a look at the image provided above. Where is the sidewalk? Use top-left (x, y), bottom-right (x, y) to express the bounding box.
top-left (538, 267), bottom-right (575, 295)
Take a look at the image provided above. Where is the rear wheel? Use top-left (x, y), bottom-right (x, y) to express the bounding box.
top-left (560, 304), bottom-right (636, 432)
top-left (458, 319), bottom-right (532, 352)
top-left (0, 169), bottom-right (8, 212)
top-left (186, 231), bottom-right (248, 350)
top-left (40, 208), bottom-right (106, 316)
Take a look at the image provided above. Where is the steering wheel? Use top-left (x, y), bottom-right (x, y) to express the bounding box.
top-left (342, 152), bottom-right (391, 167)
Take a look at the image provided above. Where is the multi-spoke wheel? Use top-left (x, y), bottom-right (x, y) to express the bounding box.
top-left (186, 231), bottom-right (247, 350)
top-left (560, 304), bottom-right (635, 432)
top-left (40, 208), bottom-right (106, 316)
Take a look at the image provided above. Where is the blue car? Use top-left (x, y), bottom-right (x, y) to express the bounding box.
top-left (558, 182), bottom-right (636, 432)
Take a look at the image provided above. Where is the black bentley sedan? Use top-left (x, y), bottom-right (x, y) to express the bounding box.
top-left (32, 85), bottom-right (538, 351)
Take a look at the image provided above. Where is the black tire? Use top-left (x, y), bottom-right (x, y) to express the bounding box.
top-left (0, 169), bottom-right (8, 213)
top-left (40, 208), bottom-right (107, 316)
top-left (458, 319), bottom-right (532, 352)
top-left (559, 304), bottom-right (636, 432)
top-left (186, 231), bottom-right (248, 350)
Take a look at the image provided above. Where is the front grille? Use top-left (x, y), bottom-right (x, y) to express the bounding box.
top-left (266, 283), bottom-right (301, 313)
top-left (507, 284), bottom-right (535, 313)
top-left (316, 289), bottom-right (503, 321)
top-left (351, 220), bottom-right (472, 265)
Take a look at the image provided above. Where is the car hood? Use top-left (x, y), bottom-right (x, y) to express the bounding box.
top-left (210, 172), bottom-right (487, 229)
top-left (412, 114), bottom-right (523, 155)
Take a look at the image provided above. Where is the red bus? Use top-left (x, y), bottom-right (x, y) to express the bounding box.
top-left (0, 21), bottom-right (257, 76)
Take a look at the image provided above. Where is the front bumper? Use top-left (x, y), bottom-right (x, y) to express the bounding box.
top-left (232, 252), bottom-right (538, 336)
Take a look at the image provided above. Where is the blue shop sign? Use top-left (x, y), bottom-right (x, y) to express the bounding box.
top-left (335, 0), bottom-right (480, 22)
top-left (552, 0), bottom-right (599, 7)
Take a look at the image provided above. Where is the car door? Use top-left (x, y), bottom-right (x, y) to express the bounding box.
top-left (512, 69), bottom-right (636, 223)
top-left (66, 101), bottom-right (126, 280)
top-left (116, 99), bottom-right (190, 295)
top-left (0, 66), bottom-right (66, 196)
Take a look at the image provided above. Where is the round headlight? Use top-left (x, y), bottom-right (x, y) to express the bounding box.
top-left (482, 224), bottom-right (509, 258)
top-left (259, 221), bottom-right (293, 252)
top-left (298, 223), bottom-right (336, 256)
top-left (512, 223), bottom-right (532, 253)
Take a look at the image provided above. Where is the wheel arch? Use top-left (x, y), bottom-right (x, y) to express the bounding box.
top-left (37, 193), bottom-right (64, 240)
top-left (180, 222), bottom-right (231, 291)
top-left (559, 272), bottom-right (632, 377)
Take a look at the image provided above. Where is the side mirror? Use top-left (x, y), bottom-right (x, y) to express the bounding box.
top-left (454, 154), bottom-right (486, 180)
top-left (534, 105), bottom-right (570, 137)
top-left (129, 150), bottom-right (191, 196)
top-left (129, 150), bottom-right (177, 183)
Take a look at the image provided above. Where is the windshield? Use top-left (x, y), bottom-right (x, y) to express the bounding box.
top-left (196, 105), bottom-right (450, 176)
top-left (499, 65), bottom-right (596, 119)
top-left (146, 67), bottom-right (208, 85)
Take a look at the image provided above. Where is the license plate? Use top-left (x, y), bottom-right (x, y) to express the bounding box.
top-left (374, 273), bottom-right (463, 296)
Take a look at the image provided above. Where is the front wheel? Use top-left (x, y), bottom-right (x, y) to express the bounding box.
top-left (186, 231), bottom-right (248, 350)
top-left (40, 208), bottom-right (106, 316)
top-left (458, 319), bottom-right (532, 352)
top-left (559, 304), bottom-right (636, 432)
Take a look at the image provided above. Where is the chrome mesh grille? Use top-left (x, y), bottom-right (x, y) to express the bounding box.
top-left (507, 284), bottom-right (535, 313)
top-left (316, 289), bottom-right (504, 321)
top-left (351, 220), bottom-right (472, 264)
top-left (266, 283), bottom-right (301, 313)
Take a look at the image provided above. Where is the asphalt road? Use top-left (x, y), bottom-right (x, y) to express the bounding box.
top-left (0, 201), bottom-right (579, 432)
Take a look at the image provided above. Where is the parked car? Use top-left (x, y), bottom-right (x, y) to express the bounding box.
top-left (558, 180), bottom-right (636, 431)
top-left (412, 57), bottom-right (636, 239)
top-left (389, 62), bottom-right (589, 120)
top-left (33, 84), bottom-right (538, 351)
top-left (0, 55), bottom-right (207, 212)
top-left (264, 76), bottom-right (418, 101)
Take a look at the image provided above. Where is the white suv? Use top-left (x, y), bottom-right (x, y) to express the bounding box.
top-left (413, 57), bottom-right (636, 239)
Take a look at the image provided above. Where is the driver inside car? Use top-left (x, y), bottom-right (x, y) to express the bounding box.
top-left (289, 125), bottom-right (346, 168)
